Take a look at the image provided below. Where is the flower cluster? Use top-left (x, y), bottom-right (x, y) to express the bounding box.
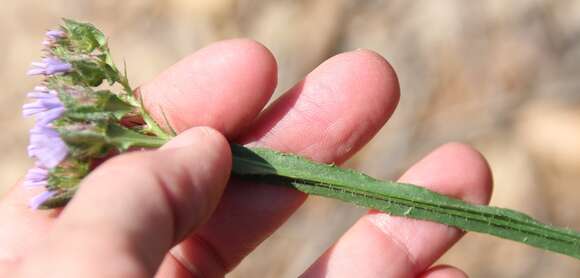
top-left (24, 30), bottom-right (72, 208)
top-left (22, 19), bottom-right (167, 209)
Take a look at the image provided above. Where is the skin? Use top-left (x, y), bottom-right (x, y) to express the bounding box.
top-left (0, 39), bottom-right (492, 277)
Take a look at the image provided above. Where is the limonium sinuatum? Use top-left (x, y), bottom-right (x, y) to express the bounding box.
top-left (20, 19), bottom-right (580, 260)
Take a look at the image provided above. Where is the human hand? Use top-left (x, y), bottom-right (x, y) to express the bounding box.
top-left (0, 39), bottom-right (492, 277)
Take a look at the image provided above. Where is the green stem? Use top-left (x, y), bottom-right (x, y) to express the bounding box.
top-left (141, 110), bottom-right (172, 140)
top-left (229, 144), bottom-right (580, 259)
top-left (119, 76), bottom-right (134, 100)
top-left (118, 134), bottom-right (166, 149)
top-left (107, 124), bottom-right (167, 150)
top-left (114, 65), bottom-right (173, 140)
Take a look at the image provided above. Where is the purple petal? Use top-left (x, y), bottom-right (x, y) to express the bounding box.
top-left (26, 86), bottom-right (52, 99)
top-left (36, 106), bottom-right (65, 126)
top-left (42, 57), bottom-right (66, 66)
top-left (26, 167), bottom-right (49, 181)
top-left (28, 126), bottom-right (68, 168)
top-left (26, 67), bottom-right (46, 76)
top-left (27, 58), bottom-right (71, 76)
top-left (45, 63), bottom-right (72, 75)
top-left (23, 167), bottom-right (49, 188)
top-left (46, 30), bottom-right (65, 39)
top-left (22, 102), bottom-right (48, 117)
top-left (24, 181), bottom-right (48, 188)
top-left (27, 92), bottom-right (53, 99)
top-left (27, 145), bottom-right (35, 157)
top-left (22, 92), bottom-right (64, 123)
top-left (38, 97), bottom-right (63, 107)
top-left (34, 86), bottom-right (49, 92)
top-left (29, 190), bottom-right (56, 209)
top-left (27, 88), bottom-right (57, 99)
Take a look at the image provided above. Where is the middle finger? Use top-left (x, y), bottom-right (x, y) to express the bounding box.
top-left (170, 49), bottom-right (400, 277)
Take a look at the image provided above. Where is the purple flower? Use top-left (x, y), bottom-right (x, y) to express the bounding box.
top-left (28, 125), bottom-right (68, 168)
top-left (27, 57), bottom-right (72, 76)
top-left (23, 167), bottom-right (49, 188)
top-left (22, 88), bottom-right (65, 126)
top-left (29, 190), bottom-right (56, 209)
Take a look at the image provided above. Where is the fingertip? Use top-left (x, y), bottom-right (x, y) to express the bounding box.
top-left (437, 142), bottom-right (494, 204)
top-left (220, 38), bottom-right (278, 79)
top-left (162, 126), bottom-right (231, 155)
top-left (193, 38), bottom-right (278, 98)
top-left (157, 127), bottom-right (232, 234)
top-left (164, 126), bottom-right (233, 189)
top-left (140, 38), bottom-right (277, 136)
top-left (350, 48), bottom-right (400, 102)
top-left (328, 49), bottom-right (400, 116)
top-left (320, 49), bottom-right (401, 148)
top-left (400, 142), bottom-right (493, 205)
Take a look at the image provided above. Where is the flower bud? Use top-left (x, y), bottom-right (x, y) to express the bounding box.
top-left (42, 29), bottom-right (66, 48)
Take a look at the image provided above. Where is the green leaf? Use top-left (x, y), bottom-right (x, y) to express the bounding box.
top-left (101, 93), bottom-right (136, 119)
top-left (230, 144), bottom-right (580, 259)
top-left (63, 112), bottom-right (113, 122)
top-left (53, 84), bottom-right (133, 120)
top-left (62, 18), bottom-right (106, 53)
top-left (106, 124), bottom-right (166, 151)
top-left (58, 125), bottom-right (106, 144)
top-left (70, 60), bottom-right (106, 87)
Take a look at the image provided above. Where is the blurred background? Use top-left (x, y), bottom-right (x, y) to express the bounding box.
top-left (2, 0), bottom-right (580, 277)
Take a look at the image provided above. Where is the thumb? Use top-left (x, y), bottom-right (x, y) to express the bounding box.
top-left (19, 127), bottom-right (232, 277)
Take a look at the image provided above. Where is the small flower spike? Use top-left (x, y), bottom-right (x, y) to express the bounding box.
top-left (23, 167), bottom-right (49, 188)
top-left (22, 88), bottom-right (65, 126)
top-left (27, 125), bottom-right (69, 169)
